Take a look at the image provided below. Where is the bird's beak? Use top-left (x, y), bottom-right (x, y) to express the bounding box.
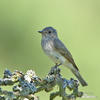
top-left (38, 30), bottom-right (43, 33)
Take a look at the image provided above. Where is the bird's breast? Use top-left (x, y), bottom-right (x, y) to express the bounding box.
top-left (41, 38), bottom-right (54, 55)
top-left (41, 38), bottom-right (66, 64)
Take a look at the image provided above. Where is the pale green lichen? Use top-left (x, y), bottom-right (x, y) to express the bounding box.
top-left (0, 65), bottom-right (84, 100)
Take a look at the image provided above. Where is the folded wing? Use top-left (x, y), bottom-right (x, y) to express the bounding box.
top-left (53, 38), bottom-right (79, 71)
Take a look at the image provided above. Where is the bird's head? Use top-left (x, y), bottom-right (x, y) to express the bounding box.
top-left (38, 27), bottom-right (58, 38)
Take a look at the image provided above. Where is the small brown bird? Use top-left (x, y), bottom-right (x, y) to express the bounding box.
top-left (38, 27), bottom-right (88, 86)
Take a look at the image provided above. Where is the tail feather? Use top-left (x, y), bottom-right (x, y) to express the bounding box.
top-left (71, 69), bottom-right (88, 86)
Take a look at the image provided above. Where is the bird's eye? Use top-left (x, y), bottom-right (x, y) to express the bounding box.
top-left (48, 31), bottom-right (51, 33)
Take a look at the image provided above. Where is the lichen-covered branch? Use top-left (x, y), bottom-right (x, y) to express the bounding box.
top-left (0, 65), bottom-right (84, 100)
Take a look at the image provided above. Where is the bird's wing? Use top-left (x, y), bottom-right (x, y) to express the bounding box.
top-left (53, 38), bottom-right (79, 71)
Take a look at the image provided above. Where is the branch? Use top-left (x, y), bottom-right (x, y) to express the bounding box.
top-left (0, 65), bottom-right (84, 100)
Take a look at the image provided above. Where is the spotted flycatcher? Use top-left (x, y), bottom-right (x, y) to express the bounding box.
top-left (38, 27), bottom-right (87, 86)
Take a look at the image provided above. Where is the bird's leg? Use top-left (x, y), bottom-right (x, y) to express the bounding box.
top-left (55, 63), bottom-right (62, 67)
top-left (57, 63), bottom-right (62, 66)
top-left (55, 63), bottom-right (58, 67)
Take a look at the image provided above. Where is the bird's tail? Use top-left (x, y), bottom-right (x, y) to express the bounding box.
top-left (71, 68), bottom-right (88, 86)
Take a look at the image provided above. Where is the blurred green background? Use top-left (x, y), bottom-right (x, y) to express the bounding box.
top-left (0, 0), bottom-right (100, 99)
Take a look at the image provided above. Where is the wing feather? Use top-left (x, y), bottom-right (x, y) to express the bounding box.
top-left (53, 38), bottom-right (79, 71)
